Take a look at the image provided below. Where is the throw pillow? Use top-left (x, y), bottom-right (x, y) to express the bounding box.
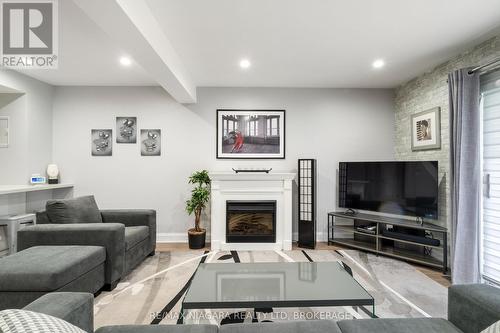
top-left (0, 309), bottom-right (86, 333)
top-left (46, 195), bottom-right (103, 224)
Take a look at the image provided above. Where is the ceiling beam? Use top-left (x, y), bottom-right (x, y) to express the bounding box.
top-left (0, 84), bottom-right (23, 94)
top-left (72, 0), bottom-right (196, 103)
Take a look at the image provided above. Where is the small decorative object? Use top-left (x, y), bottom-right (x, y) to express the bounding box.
top-left (185, 170), bottom-right (211, 249)
top-left (411, 107), bottom-right (441, 151)
top-left (116, 117), bottom-right (137, 143)
top-left (30, 174), bottom-right (46, 184)
top-left (46, 164), bottom-right (59, 184)
top-left (217, 109), bottom-right (285, 159)
top-left (0, 116), bottom-right (8, 148)
top-left (232, 168), bottom-right (273, 174)
top-left (91, 129), bottom-right (112, 156)
top-left (141, 129), bottom-right (161, 156)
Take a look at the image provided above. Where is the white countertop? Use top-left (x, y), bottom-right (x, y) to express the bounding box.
top-left (0, 183), bottom-right (74, 195)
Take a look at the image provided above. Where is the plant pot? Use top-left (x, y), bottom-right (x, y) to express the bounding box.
top-left (188, 228), bottom-right (206, 249)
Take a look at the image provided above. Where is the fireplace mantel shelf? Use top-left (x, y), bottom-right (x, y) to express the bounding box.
top-left (209, 172), bottom-right (295, 182)
top-left (210, 170), bottom-right (295, 251)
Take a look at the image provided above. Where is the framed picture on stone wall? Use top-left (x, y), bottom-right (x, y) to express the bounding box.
top-left (216, 109), bottom-right (285, 159)
top-left (411, 107), bottom-right (441, 151)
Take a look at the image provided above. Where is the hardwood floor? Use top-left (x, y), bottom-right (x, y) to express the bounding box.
top-left (155, 241), bottom-right (451, 287)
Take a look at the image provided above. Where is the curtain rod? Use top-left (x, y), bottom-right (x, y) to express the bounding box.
top-left (469, 58), bottom-right (500, 74)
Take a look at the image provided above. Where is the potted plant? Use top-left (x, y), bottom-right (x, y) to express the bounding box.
top-left (185, 170), bottom-right (211, 249)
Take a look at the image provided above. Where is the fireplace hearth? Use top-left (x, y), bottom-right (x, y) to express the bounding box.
top-left (226, 201), bottom-right (276, 243)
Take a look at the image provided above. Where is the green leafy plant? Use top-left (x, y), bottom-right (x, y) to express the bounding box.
top-left (185, 170), bottom-right (211, 233)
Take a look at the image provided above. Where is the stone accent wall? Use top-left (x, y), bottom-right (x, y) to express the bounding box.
top-left (394, 36), bottom-right (500, 231)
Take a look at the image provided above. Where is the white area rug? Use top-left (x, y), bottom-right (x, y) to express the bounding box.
top-left (94, 249), bottom-right (447, 328)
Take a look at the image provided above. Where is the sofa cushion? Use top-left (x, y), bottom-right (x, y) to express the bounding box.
top-left (24, 292), bottom-right (94, 333)
top-left (46, 195), bottom-right (102, 224)
top-left (482, 319), bottom-right (500, 333)
top-left (337, 318), bottom-right (462, 333)
top-left (125, 226), bottom-right (149, 251)
top-left (95, 325), bottom-right (218, 333)
top-left (449, 284), bottom-right (500, 333)
top-left (0, 309), bottom-right (86, 333)
top-left (0, 246), bottom-right (106, 291)
top-left (219, 320), bottom-right (342, 333)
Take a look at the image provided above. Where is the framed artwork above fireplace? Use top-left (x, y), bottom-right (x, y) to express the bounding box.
top-left (216, 109), bottom-right (285, 159)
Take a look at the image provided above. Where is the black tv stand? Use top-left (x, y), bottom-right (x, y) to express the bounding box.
top-left (328, 211), bottom-right (448, 273)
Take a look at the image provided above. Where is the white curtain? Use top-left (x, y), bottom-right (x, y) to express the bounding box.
top-left (449, 68), bottom-right (481, 284)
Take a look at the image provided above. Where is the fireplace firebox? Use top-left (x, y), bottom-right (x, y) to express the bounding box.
top-left (226, 201), bottom-right (276, 243)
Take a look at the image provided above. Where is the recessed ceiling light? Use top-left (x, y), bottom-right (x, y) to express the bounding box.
top-left (239, 59), bottom-right (251, 69)
top-left (372, 59), bottom-right (385, 69)
top-left (119, 56), bottom-right (132, 67)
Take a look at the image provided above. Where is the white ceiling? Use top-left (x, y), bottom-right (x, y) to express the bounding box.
top-left (15, 0), bottom-right (500, 90)
top-left (16, 0), bottom-right (156, 86)
top-left (146, 0), bottom-right (500, 88)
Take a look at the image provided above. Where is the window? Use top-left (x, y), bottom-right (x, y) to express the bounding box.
top-left (223, 119), bottom-right (228, 136)
top-left (224, 118), bottom-right (238, 136)
top-left (266, 117), bottom-right (279, 136)
top-left (247, 118), bottom-right (258, 136)
top-left (481, 69), bottom-right (500, 285)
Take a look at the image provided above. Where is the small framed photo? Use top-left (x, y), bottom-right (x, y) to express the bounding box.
top-left (216, 109), bottom-right (285, 159)
top-left (91, 129), bottom-right (112, 156)
top-left (411, 107), bottom-right (441, 151)
top-left (0, 116), bottom-right (9, 148)
top-left (116, 117), bottom-right (137, 143)
top-left (141, 129), bottom-right (161, 156)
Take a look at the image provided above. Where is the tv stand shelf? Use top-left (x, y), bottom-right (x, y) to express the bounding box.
top-left (328, 211), bottom-right (448, 272)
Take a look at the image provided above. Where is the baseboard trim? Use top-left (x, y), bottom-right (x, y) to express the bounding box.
top-left (159, 232), bottom-right (327, 243)
top-left (157, 232), bottom-right (213, 243)
top-left (292, 232), bottom-right (328, 242)
top-left (157, 233), bottom-right (190, 243)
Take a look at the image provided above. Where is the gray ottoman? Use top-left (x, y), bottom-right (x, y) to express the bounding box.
top-left (0, 245), bottom-right (106, 310)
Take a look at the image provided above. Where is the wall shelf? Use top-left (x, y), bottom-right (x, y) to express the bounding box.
top-left (0, 184), bottom-right (74, 196)
top-left (328, 211), bottom-right (448, 272)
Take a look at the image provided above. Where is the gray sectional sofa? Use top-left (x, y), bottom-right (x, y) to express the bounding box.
top-left (0, 245), bottom-right (105, 310)
top-left (16, 196), bottom-right (156, 290)
top-left (21, 284), bottom-right (500, 333)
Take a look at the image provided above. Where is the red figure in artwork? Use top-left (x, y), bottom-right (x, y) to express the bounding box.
top-left (231, 130), bottom-right (244, 152)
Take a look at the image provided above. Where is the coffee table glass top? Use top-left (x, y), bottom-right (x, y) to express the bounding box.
top-left (183, 262), bottom-right (374, 309)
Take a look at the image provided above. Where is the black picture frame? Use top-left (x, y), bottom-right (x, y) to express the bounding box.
top-left (216, 109), bottom-right (286, 159)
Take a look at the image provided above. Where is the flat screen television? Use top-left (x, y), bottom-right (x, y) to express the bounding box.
top-left (338, 161), bottom-right (438, 219)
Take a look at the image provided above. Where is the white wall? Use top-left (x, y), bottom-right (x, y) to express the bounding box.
top-left (0, 93), bottom-right (27, 185)
top-left (0, 70), bottom-right (54, 184)
top-left (52, 86), bottom-right (395, 241)
top-left (0, 70), bottom-right (55, 216)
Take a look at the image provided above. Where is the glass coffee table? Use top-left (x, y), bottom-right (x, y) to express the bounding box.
top-left (180, 261), bottom-right (375, 323)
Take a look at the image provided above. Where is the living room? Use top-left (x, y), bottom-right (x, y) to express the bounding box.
top-left (0, 0), bottom-right (499, 332)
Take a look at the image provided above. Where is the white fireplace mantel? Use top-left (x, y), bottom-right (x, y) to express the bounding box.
top-left (209, 171), bottom-right (296, 251)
